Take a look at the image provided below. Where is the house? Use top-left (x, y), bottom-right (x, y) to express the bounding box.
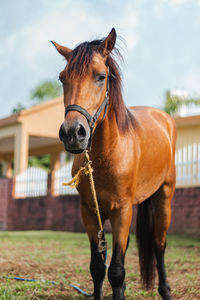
top-left (0, 99), bottom-right (199, 234)
top-left (175, 114), bottom-right (200, 187)
top-left (0, 97), bottom-right (64, 177)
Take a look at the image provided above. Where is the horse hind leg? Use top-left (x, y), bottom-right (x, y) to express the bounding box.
top-left (136, 176), bottom-right (175, 300)
top-left (152, 178), bottom-right (175, 300)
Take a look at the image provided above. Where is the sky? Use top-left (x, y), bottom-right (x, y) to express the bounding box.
top-left (0, 0), bottom-right (200, 118)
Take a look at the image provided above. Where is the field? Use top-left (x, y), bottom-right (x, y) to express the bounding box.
top-left (0, 231), bottom-right (199, 300)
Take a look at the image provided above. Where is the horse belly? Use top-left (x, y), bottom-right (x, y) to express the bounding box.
top-left (135, 132), bottom-right (172, 204)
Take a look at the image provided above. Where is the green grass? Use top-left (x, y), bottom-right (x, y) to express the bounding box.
top-left (0, 231), bottom-right (199, 299)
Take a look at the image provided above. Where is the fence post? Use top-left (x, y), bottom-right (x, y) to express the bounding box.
top-left (47, 172), bottom-right (52, 197)
top-left (45, 172), bottom-right (54, 230)
top-left (50, 151), bottom-right (61, 196)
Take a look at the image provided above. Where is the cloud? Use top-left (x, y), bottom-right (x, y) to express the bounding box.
top-left (1, 0), bottom-right (200, 118)
top-left (182, 69), bottom-right (200, 96)
top-left (1, 0), bottom-right (140, 70)
top-left (161, 0), bottom-right (200, 7)
top-left (169, 0), bottom-right (187, 5)
top-left (0, 0), bottom-right (141, 117)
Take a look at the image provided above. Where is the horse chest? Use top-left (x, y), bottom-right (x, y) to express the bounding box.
top-left (94, 168), bottom-right (134, 211)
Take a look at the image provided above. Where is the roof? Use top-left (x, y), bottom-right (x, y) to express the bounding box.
top-left (0, 99), bottom-right (200, 129)
top-left (0, 97), bottom-right (63, 128)
top-left (174, 114), bottom-right (200, 127)
top-left (0, 114), bottom-right (19, 128)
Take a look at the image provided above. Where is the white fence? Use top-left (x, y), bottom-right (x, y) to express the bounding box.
top-left (175, 142), bottom-right (200, 187)
top-left (54, 161), bottom-right (78, 195)
top-left (15, 166), bottom-right (48, 198)
top-left (14, 162), bottom-right (78, 198)
top-left (14, 144), bottom-right (200, 198)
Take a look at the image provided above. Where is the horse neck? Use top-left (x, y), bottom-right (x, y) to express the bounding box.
top-left (91, 104), bottom-right (120, 160)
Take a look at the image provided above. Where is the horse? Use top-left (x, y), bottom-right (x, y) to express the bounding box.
top-left (52, 28), bottom-right (177, 300)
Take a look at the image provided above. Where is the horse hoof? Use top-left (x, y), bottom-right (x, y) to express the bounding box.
top-left (158, 285), bottom-right (172, 300)
top-left (162, 296), bottom-right (171, 300)
top-left (113, 286), bottom-right (126, 300)
top-left (122, 281), bottom-right (126, 292)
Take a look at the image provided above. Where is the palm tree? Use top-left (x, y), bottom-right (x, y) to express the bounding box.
top-left (163, 90), bottom-right (200, 116)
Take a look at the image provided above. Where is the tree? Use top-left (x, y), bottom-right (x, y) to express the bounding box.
top-left (28, 155), bottom-right (50, 170)
top-left (10, 80), bottom-right (63, 170)
top-left (30, 80), bottom-right (62, 104)
top-left (11, 103), bottom-right (26, 114)
top-left (163, 90), bottom-right (200, 116)
top-left (11, 80), bottom-right (62, 114)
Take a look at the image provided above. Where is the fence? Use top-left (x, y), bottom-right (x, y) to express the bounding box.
top-left (14, 162), bottom-right (77, 198)
top-left (54, 162), bottom-right (78, 195)
top-left (175, 142), bottom-right (200, 187)
top-left (2, 177), bottom-right (199, 234)
top-left (14, 145), bottom-right (200, 198)
top-left (15, 166), bottom-right (48, 198)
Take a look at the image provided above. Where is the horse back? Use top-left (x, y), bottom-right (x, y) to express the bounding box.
top-left (129, 106), bottom-right (177, 203)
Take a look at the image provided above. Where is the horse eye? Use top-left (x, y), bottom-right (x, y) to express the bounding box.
top-left (96, 73), bottom-right (106, 83)
top-left (59, 72), bottom-right (66, 83)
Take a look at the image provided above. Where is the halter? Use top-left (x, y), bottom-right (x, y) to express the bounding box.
top-left (64, 68), bottom-right (110, 149)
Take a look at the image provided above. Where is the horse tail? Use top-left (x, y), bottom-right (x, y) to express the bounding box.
top-left (136, 197), bottom-right (156, 289)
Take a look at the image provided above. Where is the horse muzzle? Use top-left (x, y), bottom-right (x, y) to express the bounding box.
top-left (59, 121), bottom-right (90, 154)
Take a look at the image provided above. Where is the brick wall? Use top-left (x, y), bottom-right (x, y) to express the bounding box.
top-left (0, 177), bottom-right (199, 235)
top-left (7, 194), bottom-right (84, 232)
top-left (0, 176), bottom-right (85, 232)
top-left (169, 187), bottom-right (200, 235)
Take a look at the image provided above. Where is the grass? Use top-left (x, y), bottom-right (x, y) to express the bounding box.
top-left (0, 231), bottom-right (199, 299)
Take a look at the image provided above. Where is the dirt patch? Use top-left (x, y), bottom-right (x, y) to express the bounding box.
top-left (0, 232), bottom-right (199, 299)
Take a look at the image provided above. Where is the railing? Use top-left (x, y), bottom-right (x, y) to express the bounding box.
top-left (14, 162), bottom-right (78, 198)
top-left (14, 143), bottom-right (200, 198)
top-left (176, 160), bottom-right (200, 186)
top-left (54, 161), bottom-right (78, 195)
top-left (15, 167), bottom-right (48, 198)
top-left (175, 142), bottom-right (200, 187)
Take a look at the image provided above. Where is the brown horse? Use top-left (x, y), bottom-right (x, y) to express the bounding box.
top-left (52, 28), bottom-right (177, 300)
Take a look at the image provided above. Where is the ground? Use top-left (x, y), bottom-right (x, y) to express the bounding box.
top-left (0, 231), bottom-right (199, 299)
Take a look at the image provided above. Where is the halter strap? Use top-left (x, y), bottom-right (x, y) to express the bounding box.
top-left (64, 97), bottom-right (109, 129)
top-left (64, 67), bottom-right (110, 150)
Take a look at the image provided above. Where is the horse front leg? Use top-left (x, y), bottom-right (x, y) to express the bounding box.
top-left (81, 203), bottom-right (106, 300)
top-left (109, 205), bottom-right (132, 300)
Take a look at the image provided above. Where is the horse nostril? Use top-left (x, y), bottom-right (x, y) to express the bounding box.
top-left (76, 124), bottom-right (86, 140)
top-left (59, 122), bottom-right (87, 149)
top-left (59, 124), bottom-right (65, 142)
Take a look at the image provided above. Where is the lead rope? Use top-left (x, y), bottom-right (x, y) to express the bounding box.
top-left (63, 150), bottom-right (107, 297)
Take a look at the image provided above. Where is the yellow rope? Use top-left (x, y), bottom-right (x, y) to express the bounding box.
top-left (62, 167), bottom-right (89, 189)
top-left (84, 151), bottom-right (103, 232)
top-left (63, 150), bottom-right (103, 233)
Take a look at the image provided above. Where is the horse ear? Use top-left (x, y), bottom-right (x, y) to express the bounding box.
top-left (51, 41), bottom-right (72, 61)
top-left (101, 28), bottom-right (116, 57)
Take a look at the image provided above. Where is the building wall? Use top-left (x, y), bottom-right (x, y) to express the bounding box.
top-left (0, 177), bottom-right (199, 235)
top-left (176, 124), bottom-right (200, 148)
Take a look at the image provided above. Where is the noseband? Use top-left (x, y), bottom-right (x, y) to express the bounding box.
top-left (64, 68), bottom-right (111, 149)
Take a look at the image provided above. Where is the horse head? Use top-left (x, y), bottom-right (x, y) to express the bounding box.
top-left (52, 28), bottom-right (116, 154)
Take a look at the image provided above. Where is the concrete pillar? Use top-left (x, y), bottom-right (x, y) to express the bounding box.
top-left (14, 128), bottom-right (29, 175)
top-left (50, 151), bottom-right (61, 195)
top-left (2, 160), bottom-right (13, 178)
